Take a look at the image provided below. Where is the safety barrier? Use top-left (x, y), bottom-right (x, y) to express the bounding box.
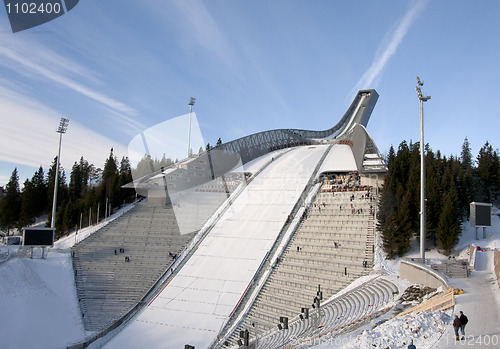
top-left (400, 259), bottom-right (449, 290)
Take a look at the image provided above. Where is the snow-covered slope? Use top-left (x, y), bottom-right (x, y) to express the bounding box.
top-left (1, 149), bottom-right (500, 349)
top-left (0, 251), bottom-right (88, 349)
top-left (103, 145), bottom-right (329, 349)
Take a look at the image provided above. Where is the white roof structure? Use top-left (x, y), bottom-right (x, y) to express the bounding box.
top-left (318, 144), bottom-right (357, 174)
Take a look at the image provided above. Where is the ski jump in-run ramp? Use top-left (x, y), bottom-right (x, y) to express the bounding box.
top-left (99, 90), bottom-right (384, 348)
top-left (105, 145), bottom-right (331, 348)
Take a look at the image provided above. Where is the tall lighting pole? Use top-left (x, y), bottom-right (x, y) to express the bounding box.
top-left (187, 97), bottom-right (196, 158)
top-left (51, 117), bottom-right (70, 229)
top-left (416, 77), bottom-right (430, 261)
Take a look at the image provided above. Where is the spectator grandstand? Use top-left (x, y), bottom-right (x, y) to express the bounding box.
top-left (71, 202), bottom-right (195, 332)
top-left (223, 177), bottom-right (378, 346)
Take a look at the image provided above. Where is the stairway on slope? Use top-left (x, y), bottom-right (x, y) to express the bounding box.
top-left (226, 185), bottom-right (377, 346)
top-left (71, 202), bottom-right (195, 332)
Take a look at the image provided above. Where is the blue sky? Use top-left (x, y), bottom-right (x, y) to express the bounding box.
top-left (1, 0), bottom-right (499, 186)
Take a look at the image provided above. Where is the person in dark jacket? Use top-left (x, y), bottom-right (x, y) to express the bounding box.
top-left (453, 315), bottom-right (462, 340)
top-left (407, 339), bottom-right (416, 349)
top-left (459, 311), bottom-right (468, 340)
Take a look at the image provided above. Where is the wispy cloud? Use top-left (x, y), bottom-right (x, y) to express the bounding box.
top-left (0, 85), bottom-right (128, 172)
top-left (348, 0), bottom-right (429, 99)
top-left (0, 34), bottom-right (141, 125)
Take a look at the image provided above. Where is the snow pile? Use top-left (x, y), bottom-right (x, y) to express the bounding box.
top-left (342, 311), bottom-right (450, 349)
top-left (0, 250), bottom-right (88, 349)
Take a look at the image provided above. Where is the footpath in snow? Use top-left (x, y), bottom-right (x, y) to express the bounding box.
top-left (436, 249), bottom-right (500, 348)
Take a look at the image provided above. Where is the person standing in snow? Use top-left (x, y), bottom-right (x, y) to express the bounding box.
top-left (453, 315), bottom-right (462, 340)
top-left (459, 311), bottom-right (468, 339)
top-left (407, 339), bottom-right (416, 349)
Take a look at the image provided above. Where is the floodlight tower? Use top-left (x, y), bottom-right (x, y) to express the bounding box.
top-left (187, 97), bottom-right (196, 158)
top-left (51, 117), bottom-right (70, 229)
top-left (416, 77), bottom-right (430, 261)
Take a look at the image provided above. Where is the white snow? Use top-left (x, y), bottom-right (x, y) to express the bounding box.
top-left (0, 250), bottom-right (88, 349)
top-left (1, 147), bottom-right (500, 349)
top-left (318, 144), bottom-right (357, 174)
top-left (103, 145), bottom-right (329, 349)
top-left (309, 209), bottom-right (500, 349)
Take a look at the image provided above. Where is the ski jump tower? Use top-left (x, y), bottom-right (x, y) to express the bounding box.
top-left (75, 89), bottom-right (386, 349)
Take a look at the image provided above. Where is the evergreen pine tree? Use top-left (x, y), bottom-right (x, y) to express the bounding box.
top-left (118, 156), bottom-right (135, 205)
top-left (436, 190), bottom-right (461, 254)
top-left (394, 189), bottom-right (413, 256)
top-left (18, 179), bottom-right (36, 228)
top-left (69, 161), bottom-right (83, 202)
top-left (461, 137), bottom-right (474, 170)
top-left (476, 142), bottom-right (500, 202)
top-left (425, 150), bottom-right (441, 247)
top-left (0, 168), bottom-right (21, 233)
top-left (133, 154), bottom-right (155, 179)
top-left (102, 148), bottom-right (119, 207)
top-left (31, 166), bottom-right (47, 216)
top-left (381, 212), bottom-right (399, 259)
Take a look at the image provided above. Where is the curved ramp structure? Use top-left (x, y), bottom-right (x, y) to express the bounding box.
top-left (217, 89), bottom-right (378, 164)
top-left (126, 89), bottom-right (380, 196)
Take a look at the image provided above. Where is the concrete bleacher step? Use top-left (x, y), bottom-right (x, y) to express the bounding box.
top-left (245, 278), bottom-right (397, 348)
top-left (71, 201), bottom-right (197, 333)
top-left (225, 181), bottom-right (379, 347)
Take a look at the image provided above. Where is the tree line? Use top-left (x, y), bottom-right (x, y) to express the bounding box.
top-left (0, 136), bottom-right (225, 240)
top-left (377, 138), bottom-right (500, 258)
top-left (0, 149), bottom-right (135, 240)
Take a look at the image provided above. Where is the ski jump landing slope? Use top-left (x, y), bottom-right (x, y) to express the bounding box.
top-left (105, 145), bottom-right (329, 349)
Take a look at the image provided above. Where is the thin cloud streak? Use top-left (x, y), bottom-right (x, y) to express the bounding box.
top-left (348, 0), bottom-right (429, 99)
top-left (0, 86), bottom-right (128, 172)
top-left (0, 35), bottom-right (138, 119)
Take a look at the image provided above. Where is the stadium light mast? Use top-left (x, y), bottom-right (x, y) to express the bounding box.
top-left (416, 77), bottom-right (430, 261)
top-left (187, 97), bottom-right (196, 158)
top-left (51, 117), bottom-right (70, 229)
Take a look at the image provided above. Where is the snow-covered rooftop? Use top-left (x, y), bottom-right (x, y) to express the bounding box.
top-left (318, 144), bottom-right (357, 174)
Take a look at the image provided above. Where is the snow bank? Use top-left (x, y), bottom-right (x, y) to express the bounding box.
top-left (341, 311), bottom-right (450, 349)
top-left (0, 250), bottom-right (88, 349)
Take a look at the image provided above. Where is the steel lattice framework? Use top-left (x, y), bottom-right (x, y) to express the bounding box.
top-left (217, 89), bottom-right (378, 164)
top-left (126, 89), bottom-right (379, 191)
